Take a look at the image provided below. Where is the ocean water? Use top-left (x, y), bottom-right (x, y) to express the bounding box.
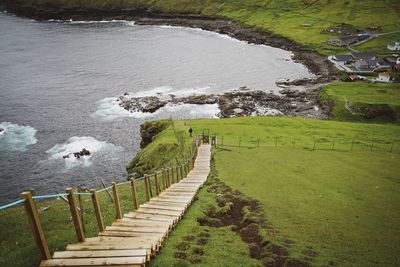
top-left (0, 13), bottom-right (312, 204)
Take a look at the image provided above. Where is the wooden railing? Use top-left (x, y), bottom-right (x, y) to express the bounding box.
top-left (2, 138), bottom-right (200, 262)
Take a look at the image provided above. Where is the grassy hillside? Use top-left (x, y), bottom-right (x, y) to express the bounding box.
top-left (126, 120), bottom-right (193, 176)
top-left (321, 81), bottom-right (400, 122)
top-left (8, 0), bottom-right (400, 55)
top-left (173, 117), bottom-right (400, 266)
top-left (1, 116), bottom-right (400, 266)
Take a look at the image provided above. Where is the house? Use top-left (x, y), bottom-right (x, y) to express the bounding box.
top-left (332, 54), bottom-right (353, 63)
top-left (387, 42), bottom-right (400, 51)
top-left (355, 59), bottom-right (372, 70)
top-left (375, 72), bottom-right (391, 83)
top-left (328, 36), bottom-right (360, 47)
top-left (351, 51), bottom-right (376, 60)
top-left (376, 59), bottom-right (391, 69)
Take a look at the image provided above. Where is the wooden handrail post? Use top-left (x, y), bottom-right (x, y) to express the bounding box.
top-left (77, 186), bottom-right (86, 233)
top-left (170, 167), bottom-right (174, 184)
top-left (111, 182), bottom-right (122, 220)
top-left (167, 168), bottom-right (171, 186)
top-left (21, 191), bottom-right (51, 260)
top-left (161, 169), bottom-right (166, 189)
top-left (144, 175), bottom-right (151, 202)
top-left (180, 164), bottom-right (184, 179)
top-left (130, 177), bottom-right (139, 210)
top-left (176, 165), bottom-right (180, 181)
top-left (90, 189), bottom-right (105, 232)
top-left (66, 188), bottom-right (85, 242)
top-left (154, 173), bottom-right (160, 195)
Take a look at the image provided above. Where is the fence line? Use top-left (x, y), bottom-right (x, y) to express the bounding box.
top-left (197, 133), bottom-right (399, 154)
top-left (0, 138), bottom-right (198, 211)
top-left (0, 137), bottom-right (203, 262)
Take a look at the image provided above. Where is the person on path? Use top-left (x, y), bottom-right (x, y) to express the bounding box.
top-left (189, 128), bottom-right (193, 137)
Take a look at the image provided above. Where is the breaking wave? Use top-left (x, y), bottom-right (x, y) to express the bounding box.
top-left (92, 97), bottom-right (219, 121)
top-left (45, 136), bottom-right (123, 170)
top-left (0, 122), bottom-right (38, 152)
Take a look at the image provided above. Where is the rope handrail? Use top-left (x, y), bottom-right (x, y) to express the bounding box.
top-left (0, 139), bottom-right (198, 211)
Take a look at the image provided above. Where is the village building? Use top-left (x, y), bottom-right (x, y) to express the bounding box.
top-left (332, 54), bottom-right (353, 63)
top-left (387, 42), bottom-right (400, 51)
top-left (375, 72), bottom-right (391, 83)
top-left (351, 51), bottom-right (376, 60)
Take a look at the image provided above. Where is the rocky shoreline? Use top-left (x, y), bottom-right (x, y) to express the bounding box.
top-left (0, 3), bottom-right (335, 119)
top-left (118, 85), bottom-right (330, 119)
top-left (0, 3), bottom-right (335, 79)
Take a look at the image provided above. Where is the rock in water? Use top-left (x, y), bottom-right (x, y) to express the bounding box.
top-left (79, 148), bottom-right (90, 156)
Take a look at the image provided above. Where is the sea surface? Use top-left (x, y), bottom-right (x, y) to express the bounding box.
top-left (0, 12), bottom-right (312, 204)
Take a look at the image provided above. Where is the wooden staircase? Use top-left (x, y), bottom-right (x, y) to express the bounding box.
top-left (39, 144), bottom-right (211, 267)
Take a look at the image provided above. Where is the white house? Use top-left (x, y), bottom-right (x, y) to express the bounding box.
top-left (375, 72), bottom-right (391, 83)
top-left (387, 42), bottom-right (400, 51)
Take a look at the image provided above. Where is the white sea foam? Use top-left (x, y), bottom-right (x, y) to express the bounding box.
top-left (129, 85), bottom-right (212, 98)
top-left (0, 122), bottom-right (38, 152)
top-left (92, 97), bottom-right (219, 121)
top-left (45, 136), bottom-right (123, 169)
top-left (47, 19), bottom-right (135, 26)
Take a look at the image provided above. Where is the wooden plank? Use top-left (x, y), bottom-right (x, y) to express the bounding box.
top-left (125, 212), bottom-right (176, 223)
top-left (148, 200), bottom-right (188, 207)
top-left (106, 226), bottom-right (167, 234)
top-left (99, 231), bottom-right (164, 239)
top-left (140, 203), bottom-right (185, 212)
top-left (53, 249), bottom-right (147, 259)
top-left (66, 243), bottom-right (153, 252)
top-left (39, 256), bottom-right (145, 266)
top-left (118, 217), bottom-right (172, 227)
top-left (137, 207), bottom-right (182, 217)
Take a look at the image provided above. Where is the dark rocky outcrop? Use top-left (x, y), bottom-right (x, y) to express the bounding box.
top-left (118, 86), bottom-right (329, 119)
top-left (139, 121), bottom-right (168, 149)
top-left (63, 148), bottom-right (91, 159)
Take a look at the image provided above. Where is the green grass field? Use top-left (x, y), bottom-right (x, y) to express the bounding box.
top-left (1, 117), bottom-right (400, 266)
top-left (321, 81), bottom-right (400, 122)
top-left (177, 117), bottom-right (400, 266)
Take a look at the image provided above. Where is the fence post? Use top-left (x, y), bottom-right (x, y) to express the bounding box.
top-left (112, 182), bottom-right (122, 220)
top-left (370, 139), bottom-right (374, 151)
top-left (390, 142), bottom-right (394, 153)
top-left (221, 136), bottom-right (224, 146)
top-left (154, 173), bottom-right (160, 195)
top-left (130, 177), bottom-right (139, 210)
top-left (170, 167), bottom-right (175, 184)
top-left (21, 192), bottom-right (51, 260)
top-left (66, 188), bottom-right (85, 242)
top-left (313, 139), bottom-right (316, 151)
top-left (90, 189), bottom-right (105, 232)
top-left (180, 164), bottom-right (184, 179)
top-left (167, 168), bottom-right (171, 186)
top-left (332, 138), bottom-right (335, 151)
top-left (162, 169), bottom-right (167, 189)
top-left (144, 175), bottom-right (151, 202)
top-left (77, 186), bottom-right (86, 233)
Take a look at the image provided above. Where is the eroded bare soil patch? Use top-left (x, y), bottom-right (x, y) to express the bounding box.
top-left (198, 175), bottom-right (315, 267)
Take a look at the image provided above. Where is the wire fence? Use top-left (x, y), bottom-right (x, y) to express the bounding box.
top-left (202, 134), bottom-right (399, 154)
